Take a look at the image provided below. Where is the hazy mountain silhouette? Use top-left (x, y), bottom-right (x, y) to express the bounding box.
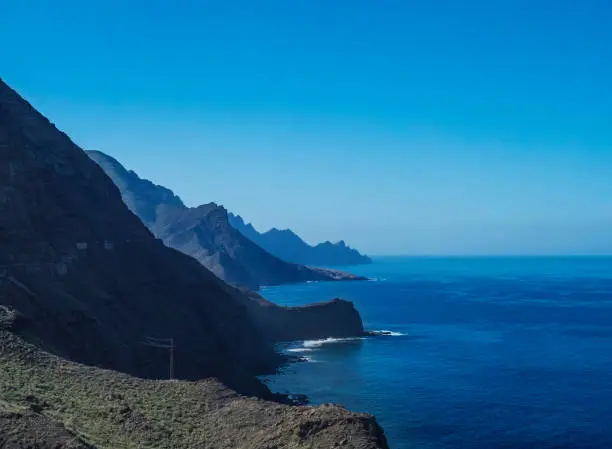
top-left (229, 214), bottom-right (372, 266)
top-left (87, 150), bottom-right (365, 289)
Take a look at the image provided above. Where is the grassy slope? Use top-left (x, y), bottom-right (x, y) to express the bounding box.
top-left (0, 331), bottom-right (388, 449)
top-left (0, 401), bottom-right (95, 449)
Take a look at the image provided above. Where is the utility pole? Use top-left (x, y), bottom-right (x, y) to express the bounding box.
top-left (142, 336), bottom-right (176, 380)
top-left (169, 337), bottom-right (174, 380)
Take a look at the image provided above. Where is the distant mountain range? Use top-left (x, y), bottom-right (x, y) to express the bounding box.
top-left (228, 214), bottom-right (372, 266)
top-left (87, 151), bottom-right (366, 289)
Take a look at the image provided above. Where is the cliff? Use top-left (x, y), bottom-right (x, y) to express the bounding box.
top-left (229, 213), bottom-right (373, 266)
top-left (242, 291), bottom-right (365, 341)
top-left (84, 153), bottom-right (365, 341)
top-left (0, 77), bottom-right (388, 448)
top-left (0, 76), bottom-right (278, 396)
top-left (87, 150), bottom-right (365, 290)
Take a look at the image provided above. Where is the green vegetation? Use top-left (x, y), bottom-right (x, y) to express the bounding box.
top-left (0, 331), bottom-right (386, 449)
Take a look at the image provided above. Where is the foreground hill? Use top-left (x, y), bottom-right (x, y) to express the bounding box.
top-left (0, 331), bottom-right (388, 449)
top-left (229, 214), bottom-right (372, 266)
top-left (87, 150), bottom-right (365, 290)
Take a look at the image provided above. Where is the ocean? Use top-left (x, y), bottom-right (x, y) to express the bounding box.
top-left (260, 257), bottom-right (612, 449)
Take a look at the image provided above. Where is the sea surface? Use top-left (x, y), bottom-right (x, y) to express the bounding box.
top-left (261, 257), bottom-right (612, 449)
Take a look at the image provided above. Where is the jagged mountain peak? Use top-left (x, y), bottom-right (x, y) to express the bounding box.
top-left (227, 215), bottom-right (372, 266)
top-left (88, 151), bottom-right (364, 289)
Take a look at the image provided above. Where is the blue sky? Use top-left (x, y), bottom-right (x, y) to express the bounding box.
top-left (1, 0), bottom-right (611, 255)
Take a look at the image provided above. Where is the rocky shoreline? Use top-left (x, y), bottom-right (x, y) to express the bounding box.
top-left (238, 289), bottom-right (366, 341)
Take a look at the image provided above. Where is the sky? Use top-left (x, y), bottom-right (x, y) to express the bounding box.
top-left (1, 0), bottom-right (611, 255)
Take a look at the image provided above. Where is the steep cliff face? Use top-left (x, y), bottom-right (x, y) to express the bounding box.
top-left (0, 77), bottom-right (280, 396)
top-left (241, 290), bottom-right (365, 341)
top-left (229, 213), bottom-right (373, 266)
top-left (87, 150), bottom-right (365, 289)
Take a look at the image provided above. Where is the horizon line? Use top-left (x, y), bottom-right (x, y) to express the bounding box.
top-left (366, 254), bottom-right (612, 258)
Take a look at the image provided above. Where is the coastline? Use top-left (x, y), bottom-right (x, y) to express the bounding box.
top-left (264, 329), bottom-right (405, 406)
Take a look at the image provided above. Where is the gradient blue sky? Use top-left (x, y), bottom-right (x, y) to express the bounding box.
top-left (1, 0), bottom-right (611, 255)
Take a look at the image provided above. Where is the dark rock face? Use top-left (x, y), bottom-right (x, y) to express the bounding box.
top-left (0, 77), bottom-right (280, 396)
top-left (229, 214), bottom-right (373, 266)
top-left (87, 150), bottom-right (366, 289)
top-left (241, 291), bottom-right (365, 341)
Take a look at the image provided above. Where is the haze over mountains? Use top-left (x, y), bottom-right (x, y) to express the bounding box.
top-left (229, 214), bottom-right (372, 266)
top-left (87, 150), bottom-right (369, 289)
top-left (0, 77), bottom-right (387, 448)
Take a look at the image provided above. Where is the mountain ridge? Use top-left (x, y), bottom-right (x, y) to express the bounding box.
top-left (87, 150), bottom-right (365, 290)
top-left (229, 213), bottom-right (373, 266)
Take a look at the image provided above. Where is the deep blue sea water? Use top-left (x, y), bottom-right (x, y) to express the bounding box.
top-left (261, 257), bottom-right (612, 449)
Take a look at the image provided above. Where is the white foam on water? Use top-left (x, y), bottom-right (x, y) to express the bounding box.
top-left (287, 332), bottom-right (404, 357)
top-left (368, 277), bottom-right (388, 282)
top-left (371, 330), bottom-right (406, 336)
top-left (303, 336), bottom-right (365, 348)
top-left (287, 335), bottom-right (371, 358)
top-left (287, 347), bottom-right (313, 353)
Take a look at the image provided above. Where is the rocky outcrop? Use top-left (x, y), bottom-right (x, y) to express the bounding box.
top-left (87, 150), bottom-right (366, 290)
top-left (229, 214), bottom-right (373, 266)
top-left (241, 290), bottom-right (365, 341)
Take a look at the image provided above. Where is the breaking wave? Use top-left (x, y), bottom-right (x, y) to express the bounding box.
top-left (303, 336), bottom-right (365, 348)
top-left (287, 347), bottom-right (314, 353)
top-left (286, 331), bottom-right (405, 360)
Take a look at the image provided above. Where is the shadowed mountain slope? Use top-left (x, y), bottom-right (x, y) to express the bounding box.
top-left (0, 77), bottom-right (281, 395)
